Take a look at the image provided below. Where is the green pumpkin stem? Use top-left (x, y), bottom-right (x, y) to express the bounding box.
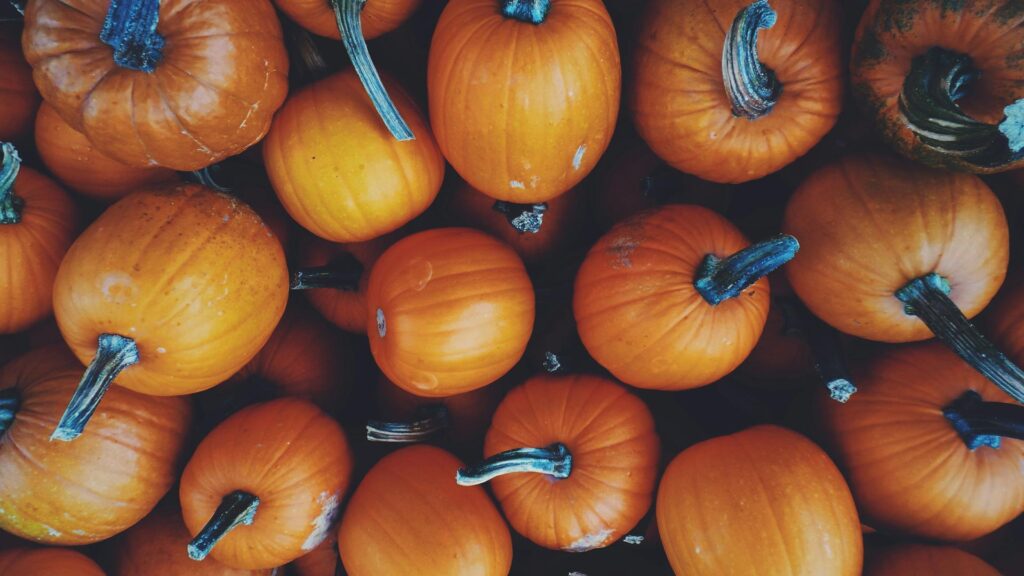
top-left (943, 390), bottom-right (1024, 450)
top-left (0, 142), bottom-right (23, 225)
top-left (188, 490), bottom-right (260, 561)
top-left (694, 234), bottom-right (799, 306)
top-left (779, 296), bottom-right (857, 403)
top-left (501, 0), bottom-right (551, 24)
top-left (330, 0), bottom-right (413, 141)
top-left (896, 273), bottom-right (1024, 404)
top-left (366, 404), bottom-right (451, 443)
top-left (187, 165), bottom-right (231, 193)
top-left (722, 0), bottom-right (781, 120)
top-left (0, 388), bottom-right (19, 437)
top-left (492, 200), bottom-right (548, 234)
top-left (50, 334), bottom-right (140, 442)
top-left (900, 47), bottom-right (1024, 170)
top-left (456, 443), bottom-right (571, 486)
top-left (100, 0), bottom-right (164, 73)
top-left (290, 265), bottom-right (362, 291)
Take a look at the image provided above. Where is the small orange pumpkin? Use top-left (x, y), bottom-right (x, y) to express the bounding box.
top-left (0, 27), bottom-right (39, 142)
top-left (290, 531), bottom-right (339, 576)
top-left (863, 544), bottom-right (1002, 576)
top-left (0, 548), bottom-right (104, 576)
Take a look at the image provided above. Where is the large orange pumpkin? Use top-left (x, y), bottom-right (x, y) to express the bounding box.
top-left (863, 544), bottom-right (1002, 576)
top-left (631, 0), bottom-right (843, 183)
top-left (180, 398), bottom-right (353, 570)
top-left (338, 444), bottom-right (512, 576)
top-left (52, 183), bottom-right (288, 441)
top-left (658, 425), bottom-right (863, 575)
top-left (0, 27), bottom-right (39, 142)
top-left (574, 204), bottom-right (797, 390)
top-left (22, 0), bottom-right (289, 170)
top-left (428, 0), bottom-right (619, 203)
top-left (0, 142), bottom-right (76, 335)
top-left (0, 346), bottom-right (191, 544)
top-left (366, 228), bottom-right (535, 397)
top-left (0, 548), bottom-right (104, 576)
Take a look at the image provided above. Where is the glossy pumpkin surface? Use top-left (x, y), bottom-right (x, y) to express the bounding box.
top-left (0, 28), bottom-right (40, 142)
top-left (275, 0), bottom-right (422, 40)
top-left (863, 544), bottom-right (1002, 576)
top-left (0, 548), bottom-right (104, 576)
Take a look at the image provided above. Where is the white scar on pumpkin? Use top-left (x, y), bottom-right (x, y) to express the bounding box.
top-left (302, 491), bottom-right (340, 551)
top-left (566, 528), bottom-right (615, 552)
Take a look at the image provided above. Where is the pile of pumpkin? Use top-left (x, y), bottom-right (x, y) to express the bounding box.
top-left (1, 0), bottom-right (1024, 574)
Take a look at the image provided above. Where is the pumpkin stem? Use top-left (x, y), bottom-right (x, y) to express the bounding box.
top-left (51, 334), bottom-right (140, 442)
top-left (0, 388), bottom-right (19, 437)
top-left (896, 273), bottom-right (1024, 404)
top-left (186, 166), bottom-right (231, 193)
top-left (778, 296), bottom-right (857, 402)
top-left (100, 0), bottom-right (164, 73)
top-left (543, 351), bottom-right (564, 373)
top-left (366, 404), bottom-right (451, 442)
top-left (285, 20), bottom-right (330, 84)
top-left (8, 1), bottom-right (24, 16)
top-left (492, 201), bottom-right (547, 234)
top-left (290, 264), bottom-right (362, 291)
top-left (501, 0), bottom-right (550, 24)
top-left (188, 490), bottom-right (260, 561)
top-left (722, 0), bottom-right (781, 120)
top-left (943, 390), bottom-right (1024, 450)
top-left (0, 142), bottom-right (23, 225)
top-left (694, 234), bottom-right (799, 306)
top-left (330, 0), bottom-right (413, 141)
top-left (456, 443), bottom-right (572, 486)
top-left (900, 48), bottom-right (1024, 170)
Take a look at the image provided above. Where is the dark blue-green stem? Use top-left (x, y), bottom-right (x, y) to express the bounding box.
top-left (366, 404), bottom-right (451, 442)
top-left (694, 234), bottom-right (799, 306)
top-left (896, 273), bottom-right (1024, 405)
top-left (778, 295), bottom-right (857, 403)
top-left (456, 443), bottom-right (571, 486)
top-left (51, 334), bottom-right (140, 442)
top-left (722, 0), bottom-right (780, 120)
top-left (943, 390), bottom-right (1024, 450)
top-left (0, 142), bottom-right (23, 225)
top-left (501, 0), bottom-right (550, 24)
top-left (100, 0), bottom-right (164, 73)
top-left (492, 200), bottom-right (547, 234)
top-left (186, 166), bottom-right (231, 193)
top-left (331, 0), bottom-right (413, 141)
top-left (188, 490), bottom-right (260, 561)
top-left (0, 388), bottom-right (18, 437)
top-left (290, 267), bottom-right (362, 291)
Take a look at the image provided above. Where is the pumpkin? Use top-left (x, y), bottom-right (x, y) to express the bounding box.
top-left (819, 343), bottom-right (1024, 541)
top-left (458, 373), bottom-right (660, 551)
top-left (35, 103), bottom-right (177, 202)
top-left (851, 0), bottom-right (1024, 173)
top-left (367, 227), bottom-right (535, 397)
top-left (428, 0), bottom-right (619, 203)
top-left (180, 398), bottom-right (352, 570)
top-left (0, 548), bottom-right (104, 576)
top-left (574, 204), bottom-right (798, 390)
top-left (338, 444), bottom-right (512, 575)
top-left (631, 0), bottom-right (843, 183)
top-left (22, 0), bottom-right (290, 170)
top-left (0, 27), bottom-right (40, 142)
top-left (52, 183), bottom-right (288, 441)
top-left (264, 70), bottom-right (443, 243)
top-left (986, 277), bottom-right (1024, 370)
top-left (0, 346), bottom-right (191, 544)
top-left (0, 142), bottom-right (76, 335)
top-left (290, 531), bottom-right (339, 576)
top-left (658, 425), bottom-right (862, 576)
top-left (864, 544), bottom-right (1001, 576)
top-left (782, 154), bottom-right (1024, 402)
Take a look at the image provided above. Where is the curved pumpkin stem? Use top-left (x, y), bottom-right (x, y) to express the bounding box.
top-left (694, 234), bottom-right (799, 306)
top-left (501, 0), bottom-right (551, 24)
top-left (896, 273), bottom-right (1024, 404)
top-left (366, 404), bottom-right (451, 442)
top-left (290, 265), bottom-right (362, 291)
top-left (330, 0), bottom-right (413, 141)
top-left (456, 443), bottom-right (571, 486)
top-left (900, 48), bottom-right (1024, 170)
top-left (722, 0), bottom-right (781, 120)
top-left (778, 296), bottom-right (857, 403)
top-left (188, 490), bottom-right (260, 561)
top-left (0, 142), bottom-right (22, 225)
top-left (100, 0), bottom-right (165, 73)
top-left (944, 390), bottom-right (1024, 450)
top-left (51, 334), bottom-right (140, 442)
top-left (492, 201), bottom-right (547, 234)
top-left (187, 166), bottom-right (231, 193)
top-left (0, 388), bottom-right (19, 437)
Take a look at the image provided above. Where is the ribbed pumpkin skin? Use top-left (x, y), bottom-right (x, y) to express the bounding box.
top-left (0, 30), bottom-right (39, 142)
top-left (35, 103), bottom-right (177, 202)
top-left (290, 532), bottom-right (338, 576)
top-left (264, 70), bottom-right (444, 243)
top-left (296, 235), bottom-right (391, 334)
top-left (367, 228), bottom-right (535, 397)
top-left (0, 347), bottom-right (192, 545)
top-left (0, 166), bottom-right (76, 334)
top-left (819, 344), bottom-right (1024, 541)
top-left (274, 0), bottom-right (421, 40)
top-left (573, 205), bottom-right (770, 390)
top-left (338, 445), bottom-right (512, 576)
top-left (631, 0), bottom-right (842, 183)
top-left (22, 0), bottom-right (289, 170)
top-left (658, 425), bottom-right (862, 576)
top-left (783, 154), bottom-right (1008, 343)
top-left (485, 374), bottom-right (660, 551)
top-left (0, 548), bottom-right (104, 576)
top-left (864, 544), bottom-right (1002, 576)
top-left (53, 184), bottom-right (289, 396)
top-left (180, 399), bottom-right (353, 570)
top-left (986, 278), bottom-right (1024, 367)
top-left (428, 0), bottom-right (620, 203)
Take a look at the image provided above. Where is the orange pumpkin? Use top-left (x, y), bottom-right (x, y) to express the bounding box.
top-left (864, 544), bottom-right (1001, 576)
top-left (22, 0), bottom-right (289, 170)
top-left (0, 142), bottom-right (77, 335)
top-left (367, 228), bottom-right (535, 397)
top-left (52, 183), bottom-right (288, 441)
top-left (458, 373), bottom-right (660, 551)
top-left (0, 27), bottom-right (39, 142)
top-left (0, 548), bottom-right (104, 576)
top-left (0, 346), bottom-right (191, 544)
top-left (428, 0), bottom-right (620, 203)
top-left (264, 70), bottom-right (443, 243)
top-left (338, 444), bottom-right (512, 575)
top-left (290, 531), bottom-right (339, 576)
top-left (631, 0), bottom-right (843, 183)
top-left (658, 425), bottom-right (862, 575)
top-left (180, 398), bottom-right (353, 570)
top-left (574, 204), bottom-right (797, 390)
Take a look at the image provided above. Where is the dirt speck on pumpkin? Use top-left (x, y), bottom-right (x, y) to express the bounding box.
top-left (608, 236), bottom-right (641, 269)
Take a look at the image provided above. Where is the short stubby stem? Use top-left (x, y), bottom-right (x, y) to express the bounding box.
top-left (366, 404), bottom-right (451, 442)
top-left (779, 295), bottom-right (857, 403)
top-left (0, 142), bottom-right (23, 225)
top-left (501, 0), bottom-right (551, 24)
top-left (543, 351), bottom-right (564, 373)
top-left (492, 200), bottom-right (547, 234)
top-left (51, 334), bottom-right (140, 442)
top-left (694, 234), bottom-right (799, 306)
top-left (456, 443), bottom-right (572, 486)
top-left (943, 390), bottom-right (1024, 450)
top-left (188, 490), bottom-right (260, 561)
top-left (290, 266), bottom-right (362, 291)
top-left (100, 0), bottom-right (165, 73)
top-left (722, 0), bottom-right (781, 120)
top-left (0, 388), bottom-right (19, 437)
